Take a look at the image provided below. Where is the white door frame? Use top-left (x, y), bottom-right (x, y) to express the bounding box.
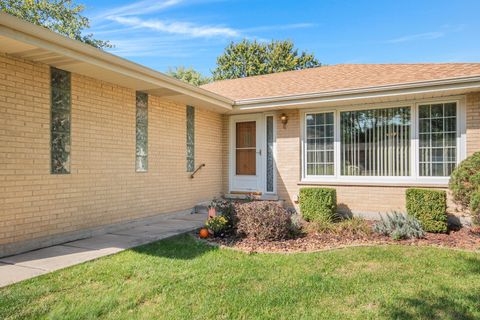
top-left (229, 114), bottom-right (265, 193)
top-left (228, 113), bottom-right (277, 194)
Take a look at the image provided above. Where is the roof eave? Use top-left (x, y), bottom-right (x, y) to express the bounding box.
top-left (232, 76), bottom-right (480, 111)
top-left (0, 12), bottom-right (233, 111)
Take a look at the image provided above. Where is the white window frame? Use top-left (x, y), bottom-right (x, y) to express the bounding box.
top-left (300, 96), bottom-right (467, 186)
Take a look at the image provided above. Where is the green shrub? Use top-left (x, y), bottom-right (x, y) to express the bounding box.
top-left (406, 188), bottom-right (447, 233)
top-left (373, 212), bottom-right (425, 240)
top-left (299, 188), bottom-right (337, 223)
top-left (470, 190), bottom-right (480, 225)
top-left (449, 152), bottom-right (480, 209)
top-left (235, 201), bottom-right (292, 241)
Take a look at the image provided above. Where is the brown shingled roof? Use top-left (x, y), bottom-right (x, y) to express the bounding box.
top-left (201, 63), bottom-right (480, 101)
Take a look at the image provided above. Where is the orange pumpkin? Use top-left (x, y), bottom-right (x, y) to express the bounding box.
top-left (199, 228), bottom-right (209, 239)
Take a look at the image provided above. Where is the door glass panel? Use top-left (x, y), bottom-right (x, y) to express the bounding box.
top-left (236, 121), bottom-right (256, 175)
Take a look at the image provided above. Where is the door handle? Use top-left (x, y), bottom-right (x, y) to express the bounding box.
top-left (257, 149), bottom-right (262, 156)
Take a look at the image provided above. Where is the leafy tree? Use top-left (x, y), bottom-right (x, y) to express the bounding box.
top-left (212, 39), bottom-right (320, 80)
top-left (167, 66), bottom-right (211, 86)
top-left (0, 0), bottom-right (111, 49)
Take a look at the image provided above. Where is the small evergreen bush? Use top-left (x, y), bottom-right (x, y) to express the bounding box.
top-left (406, 188), bottom-right (448, 233)
top-left (470, 190), bottom-right (480, 225)
top-left (299, 188), bottom-right (337, 223)
top-left (235, 201), bottom-right (292, 241)
top-left (449, 152), bottom-right (480, 208)
top-left (373, 212), bottom-right (425, 240)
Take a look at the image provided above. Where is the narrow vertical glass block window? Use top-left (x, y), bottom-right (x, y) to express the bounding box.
top-left (266, 116), bottom-right (274, 192)
top-left (340, 106), bottom-right (411, 176)
top-left (186, 105), bottom-right (195, 172)
top-left (135, 92), bottom-right (148, 172)
top-left (305, 112), bottom-right (335, 176)
top-left (50, 67), bottom-right (71, 174)
top-left (419, 102), bottom-right (457, 176)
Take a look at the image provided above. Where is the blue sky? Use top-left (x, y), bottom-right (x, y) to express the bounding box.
top-left (82, 0), bottom-right (480, 76)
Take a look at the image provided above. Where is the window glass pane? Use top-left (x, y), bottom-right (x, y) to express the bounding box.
top-left (418, 102), bottom-right (457, 176)
top-left (136, 92), bottom-right (148, 172)
top-left (444, 103), bottom-right (456, 116)
top-left (51, 68), bottom-right (71, 174)
top-left (445, 118), bottom-right (456, 132)
top-left (186, 106), bottom-right (195, 172)
top-left (305, 112), bottom-right (334, 176)
top-left (419, 106), bottom-right (430, 118)
top-left (340, 106), bottom-right (411, 176)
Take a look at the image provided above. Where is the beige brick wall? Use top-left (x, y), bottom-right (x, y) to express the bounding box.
top-left (275, 110), bottom-right (301, 203)
top-left (221, 114), bottom-right (229, 193)
top-left (0, 54), bottom-right (223, 249)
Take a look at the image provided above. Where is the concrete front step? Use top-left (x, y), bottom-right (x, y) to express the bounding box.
top-left (193, 201), bottom-right (209, 214)
top-left (225, 193), bottom-right (279, 201)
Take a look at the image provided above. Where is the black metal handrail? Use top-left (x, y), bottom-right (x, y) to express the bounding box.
top-left (190, 163), bottom-right (205, 179)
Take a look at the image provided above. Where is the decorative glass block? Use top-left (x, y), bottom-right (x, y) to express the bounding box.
top-left (50, 68), bottom-right (71, 174)
top-left (51, 69), bottom-right (70, 90)
top-left (186, 106), bottom-right (195, 172)
top-left (136, 92), bottom-right (148, 172)
top-left (51, 110), bottom-right (70, 133)
top-left (266, 116), bottom-right (274, 192)
top-left (52, 87), bottom-right (71, 111)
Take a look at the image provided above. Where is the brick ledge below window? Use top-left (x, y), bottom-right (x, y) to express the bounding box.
top-left (298, 180), bottom-right (448, 188)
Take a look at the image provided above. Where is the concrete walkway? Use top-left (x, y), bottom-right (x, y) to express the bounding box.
top-left (0, 211), bottom-right (207, 288)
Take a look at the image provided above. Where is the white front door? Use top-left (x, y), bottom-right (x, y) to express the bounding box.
top-left (230, 114), bottom-right (263, 193)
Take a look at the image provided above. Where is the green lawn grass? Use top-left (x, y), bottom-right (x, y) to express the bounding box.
top-left (1, 234), bottom-right (480, 320)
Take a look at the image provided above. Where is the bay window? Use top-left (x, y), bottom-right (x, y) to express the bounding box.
top-left (341, 106), bottom-right (411, 176)
top-left (303, 99), bottom-right (463, 183)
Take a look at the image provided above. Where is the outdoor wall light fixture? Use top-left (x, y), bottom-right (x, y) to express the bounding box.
top-left (280, 113), bottom-right (288, 128)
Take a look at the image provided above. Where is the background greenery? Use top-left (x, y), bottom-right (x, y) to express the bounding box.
top-left (0, 0), bottom-right (110, 49)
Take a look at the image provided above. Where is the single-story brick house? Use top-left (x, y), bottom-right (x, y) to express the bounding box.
top-left (1, 12), bottom-right (479, 256)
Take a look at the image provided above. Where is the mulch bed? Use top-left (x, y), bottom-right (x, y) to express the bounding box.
top-left (199, 224), bottom-right (480, 254)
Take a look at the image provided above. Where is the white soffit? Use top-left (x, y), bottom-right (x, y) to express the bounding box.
top-left (0, 13), bottom-right (233, 113)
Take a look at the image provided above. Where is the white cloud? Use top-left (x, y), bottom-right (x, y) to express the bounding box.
top-left (110, 16), bottom-right (239, 38)
top-left (387, 32), bottom-right (444, 44)
top-left (98, 0), bottom-right (182, 18)
top-left (108, 38), bottom-right (194, 57)
top-left (242, 23), bottom-right (317, 33)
